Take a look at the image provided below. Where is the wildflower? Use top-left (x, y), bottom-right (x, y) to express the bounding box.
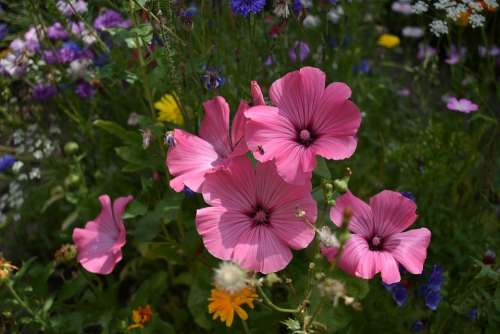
top-left (292, 0), bottom-right (303, 14)
top-left (245, 67), bottom-right (361, 185)
top-left (468, 307), bottom-right (478, 320)
top-left (69, 59), bottom-right (91, 78)
top-left (392, 1), bottom-right (413, 15)
top-left (0, 258), bottom-right (18, 280)
top-left (154, 94), bottom-right (184, 125)
top-left (54, 244), bottom-right (77, 263)
top-left (0, 52), bottom-right (27, 77)
top-left (47, 22), bottom-right (68, 40)
top-left (93, 9), bottom-right (131, 31)
top-left (400, 191), bottom-right (416, 202)
top-left (70, 22), bottom-right (97, 45)
top-left (57, 0), bottom-right (88, 16)
top-left (180, 6), bottom-right (197, 30)
top-left (417, 43), bottom-right (437, 61)
top-left (327, 5), bottom-right (344, 23)
top-left (128, 305), bottom-right (153, 329)
top-left (397, 88), bottom-right (411, 97)
top-left (196, 157), bottom-right (316, 273)
top-left (288, 41), bottom-right (310, 62)
top-left (318, 226), bottom-right (340, 248)
top-left (214, 262), bottom-right (248, 293)
top-left (202, 67), bottom-right (224, 90)
top-left (166, 94), bottom-right (255, 192)
top-left (483, 249), bottom-right (496, 265)
top-left (419, 265), bottom-right (444, 310)
top-left (29, 168), bottom-right (41, 180)
top-left (127, 112), bottom-right (140, 126)
top-left (230, 0), bottom-right (266, 17)
top-left (303, 15), bottom-right (321, 28)
top-left (329, 191), bottom-right (431, 284)
top-left (58, 41), bottom-right (82, 63)
top-left (208, 287), bottom-right (257, 327)
top-left (377, 34), bottom-right (400, 48)
top-left (72, 194), bottom-right (133, 274)
top-left (250, 80), bottom-right (265, 106)
top-left (383, 282), bottom-right (408, 306)
top-left (468, 13), bottom-right (486, 28)
top-left (140, 128), bottom-right (152, 149)
top-left (429, 20), bottom-right (448, 36)
top-left (32, 84), bottom-right (57, 101)
top-left (402, 26), bottom-right (424, 39)
top-left (75, 81), bottom-right (96, 99)
top-left (0, 154), bottom-right (16, 172)
top-left (445, 45), bottom-right (466, 65)
top-left (446, 97), bottom-right (479, 113)
top-left (411, 320), bottom-right (424, 332)
top-left (352, 59), bottom-right (370, 74)
top-left (482, 0), bottom-right (499, 11)
top-left (24, 26), bottom-right (41, 53)
top-left (12, 161), bottom-right (24, 173)
top-left (273, 0), bottom-right (291, 18)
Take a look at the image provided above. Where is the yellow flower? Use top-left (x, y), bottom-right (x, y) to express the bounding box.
top-left (208, 287), bottom-right (257, 327)
top-left (154, 94), bottom-right (184, 125)
top-left (377, 34), bottom-right (400, 49)
top-left (128, 305), bottom-right (153, 330)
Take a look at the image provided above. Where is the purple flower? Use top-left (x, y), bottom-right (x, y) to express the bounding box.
top-left (32, 84), bottom-right (57, 101)
top-left (0, 23), bottom-right (8, 40)
top-left (201, 66), bottom-right (224, 90)
top-left (264, 55), bottom-right (273, 66)
top-left (24, 26), bottom-right (41, 53)
top-left (383, 282), bottom-right (408, 306)
top-left (392, 1), bottom-right (413, 15)
top-left (93, 9), bottom-right (131, 31)
top-left (58, 41), bottom-right (82, 63)
top-left (353, 59), bottom-right (370, 74)
top-left (419, 265), bottom-right (444, 311)
top-left (417, 43), bottom-right (437, 61)
top-left (57, 0), bottom-right (88, 16)
top-left (47, 22), bottom-right (68, 40)
top-left (446, 97), bottom-right (479, 113)
top-left (445, 45), bottom-right (466, 65)
top-left (0, 154), bottom-right (16, 172)
top-left (75, 81), bottom-right (96, 99)
top-left (43, 50), bottom-right (60, 64)
top-left (411, 320), bottom-right (424, 332)
top-left (288, 41), bottom-right (310, 63)
top-left (424, 290), bottom-right (441, 310)
top-left (396, 88), bottom-right (411, 97)
top-left (9, 38), bottom-right (26, 54)
top-left (292, 0), bottom-right (303, 14)
top-left (230, 0), bottom-right (266, 17)
top-left (468, 308), bottom-right (478, 320)
top-left (0, 52), bottom-right (27, 77)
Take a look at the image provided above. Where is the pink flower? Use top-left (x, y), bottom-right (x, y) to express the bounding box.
top-left (72, 195), bottom-right (133, 274)
top-left (245, 67), bottom-right (361, 185)
top-left (446, 97), bottom-right (479, 113)
top-left (328, 191), bottom-right (431, 284)
top-left (167, 86), bottom-right (265, 193)
top-left (196, 157), bottom-right (317, 273)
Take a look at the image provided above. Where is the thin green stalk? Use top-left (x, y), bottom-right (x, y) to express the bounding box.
top-left (256, 285), bottom-right (300, 314)
top-left (241, 319), bottom-right (251, 334)
top-left (5, 282), bottom-right (48, 328)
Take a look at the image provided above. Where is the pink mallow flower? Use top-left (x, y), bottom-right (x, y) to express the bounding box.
top-left (167, 88), bottom-right (264, 193)
top-left (245, 67), bottom-right (361, 185)
top-left (72, 194), bottom-right (133, 274)
top-left (327, 190), bottom-right (431, 284)
top-left (196, 157), bottom-right (317, 273)
top-left (446, 97), bottom-right (479, 113)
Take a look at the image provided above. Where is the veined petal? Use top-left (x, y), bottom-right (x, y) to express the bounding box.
top-left (384, 228), bottom-right (431, 275)
top-left (200, 96), bottom-right (232, 157)
top-left (330, 191), bottom-right (373, 238)
top-left (369, 190), bottom-right (418, 237)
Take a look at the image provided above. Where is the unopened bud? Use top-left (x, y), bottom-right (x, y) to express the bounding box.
top-left (264, 273), bottom-right (282, 287)
top-left (333, 178), bottom-right (348, 193)
top-left (54, 244), bottom-right (77, 263)
top-left (308, 262), bottom-right (315, 270)
top-left (64, 174), bottom-right (80, 187)
top-left (64, 142), bottom-right (79, 155)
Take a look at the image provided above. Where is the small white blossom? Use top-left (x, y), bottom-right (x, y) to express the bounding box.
top-left (469, 13), bottom-right (485, 28)
top-left (484, 0), bottom-right (498, 8)
top-left (318, 226), bottom-right (340, 248)
top-left (430, 20), bottom-right (449, 36)
top-left (303, 15), bottom-right (321, 29)
top-left (412, 1), bottom-right (429, 13)
top-left (402, 26), bottom-right (425, 38)
top-left (17, 173), bottom-right (28, 181)
top-left (445, 4), bottom-right (467, 20)
top-left (214, 262), bottom-right (248, 293)
top-left (33, 150), bottom-right (43, 160)
top-left (29, 168), bottom-right (41, 180)
top-left (300, 0), bottom-right (313, 8)
top-left (12, 161), bottom-right (24, 173)
top-left (327, 6), bottom-right (344, 24)
top-left (273, 0), bottom-right (290, 18)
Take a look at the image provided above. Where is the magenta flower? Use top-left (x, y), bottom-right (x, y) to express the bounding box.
top-left (167, 91), bottom-right (264, 193)
top-left (446, 97), bottom-right (479, 113)
top-left (196, 157), bottom-right (317, 273)
top-left (327, 191), bottom-right (431, 284)
top-left (245, 67), bottom-right (361, 185)
top-left (72, 194), bottom-right (133, 274)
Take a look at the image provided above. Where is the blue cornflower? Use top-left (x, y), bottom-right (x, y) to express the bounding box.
top-left (292, 0), bottom-right (302, 14)
top-left (230, 0), bottom-right (266, 17)
top-left (411, 320), bottom-right (424, 332)
top-left (427, 265), bottom-right (444, 290)
top-left (423, 289), bottom-right (441, 310)
top-left (383, 282), bottom-right (408, 306)
top-left (353, 59), bottom-right (370, 74)
top-left (0, 154), bottom-right (16, 172)
top-left (418, 265), bottom-right (444, 311)
top-left (183, 186), bottom-right (196, 198)
top-left (400, 191), bottom-right (416, 202)
top-left (467, 307), bottom-right (478, 320)
top-left (202, 66), bottom-right (224, 90)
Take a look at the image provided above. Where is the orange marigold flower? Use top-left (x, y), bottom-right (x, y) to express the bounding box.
top-left (128, 305), bottom-right (153, 330)
top-left (208, 287), bottom-right (257, 327)
top-left (457, 10), bottom-right (471, 26)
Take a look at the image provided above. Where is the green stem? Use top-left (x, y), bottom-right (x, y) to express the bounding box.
top-left (256, 285), bottom-right (300, 314)
top-left (241, 318), bottom-right (251, 334)
top-left (305, 298), bottom-right (325, 331)
top-left (5, 282), bottom-right (48, 328)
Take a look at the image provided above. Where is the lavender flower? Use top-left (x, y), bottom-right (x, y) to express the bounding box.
top-left (32, 84), bottom-right (57, 101)
top-left (24, 26), bottom-right (41, 53)
top-left (445, 45), bottom-right (466, 65)
top-left (93, 9), bottom-right (131, 31)
top-left (230, 0), bottom-right (266, 17)
top-left (47, 22), bottom-right (68, 40)
top-left (57, 0), bottom-right (88, 16)
top-left (75, 81), bottom-right (96, 99)
top-left (288, 41), bottom-right (310, 62)
top-left (58, 41), bottom-right (82, 63)
top-left (417, 43), bottom-right (437, 61)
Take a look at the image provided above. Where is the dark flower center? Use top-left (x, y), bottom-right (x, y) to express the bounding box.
top-left (368, 235), bottom-right (383, 251)
top-left (297, 128), bottom-right (315, 146)
top-left (249, 205), bottom-right (270, 225)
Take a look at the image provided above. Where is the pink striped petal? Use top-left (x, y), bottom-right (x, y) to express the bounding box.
top-left (330, 191), bottom-right (373, 238)
top-left (230, 101), bottom-right (249, 156)
top-left (369, 190), bottom-right (418, 237)
top-left (200, 96), bottom-right (232, 157)
top-left (384, 228), bottom-right (431, 274)
top-left (251, 80), bottom-right (265, 106)
top-left (337, 234), bottom-right (369, 276)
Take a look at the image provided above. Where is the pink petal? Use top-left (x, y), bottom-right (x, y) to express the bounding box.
top-left (355, 250), bottom-right (400, 283)
top-left (320, 246), bottom-right (338, 263)
top-left (201, 156), bottom-right (256, 211)
top-left (195, 207), bottom-right (253, 261)
top-left (232, 225), bottom-right (292, 273)
top-left (200, 96), bottom-right (232, 157)
top-left (251, 80), bottom-right (265, 106)
top-left (378, 252), bottom-right (401, 284)
top-left (166, 129), bottom-right (220, 192)
top-left (369, 190), bottom-right (418, 237)
top-left (337, 234), bottom-right (369, 276)
top-left (330, 191), bottom-right (373, 238)
top-left (320, 82), bottom-right (352, 105)
top-left (315, 100), bottom-right (362, 137)
top-left (313, 135), bottom-right (358, 161)
top-left (384, 228), bottom-right (431, 274)
top-left (230, 100), bottom-right (249, 156)
top-left (269, 67), bottom-right (326, 128)
top-left (112, 195), bottom-right (133, 249)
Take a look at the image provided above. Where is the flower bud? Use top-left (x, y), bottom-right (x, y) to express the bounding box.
top-left (54, 244), bottom-right (77, 263)
top-left (64, 142), bottom-right (79, 155)
top-left (264, 273), bottom-right (282, 287)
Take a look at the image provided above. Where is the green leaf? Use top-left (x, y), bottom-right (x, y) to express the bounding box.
top-left (123, 200), bottom-right (148, 219)
top-left (187, 281), bottom-right (213, 330)
top-left (314, 157), bottom-right (331, 178)
top-left (94, 120), bottom-right (141, 145)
